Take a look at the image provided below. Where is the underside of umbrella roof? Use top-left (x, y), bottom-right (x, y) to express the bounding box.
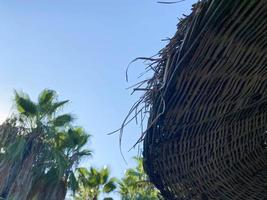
top-left (141, 0), bottom-right (267, 199)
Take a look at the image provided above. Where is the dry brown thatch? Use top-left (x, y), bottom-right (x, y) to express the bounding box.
top-left (130, 0), bottom-right (267, 199)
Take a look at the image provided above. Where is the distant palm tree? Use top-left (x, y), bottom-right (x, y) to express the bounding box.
top-left (0, 89), bottom-right (91, 200)
top-left (119, 157), bottom-right (162, 200)
top-left (74, 166), bottom-right (117, 200)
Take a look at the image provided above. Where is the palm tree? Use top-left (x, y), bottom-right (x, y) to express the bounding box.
top-left (74, 166), bottom-right (117, 200)
top-left (119, 157), bottom-right (162, 200)
top-left (0, 89), bottom-right (91, 200)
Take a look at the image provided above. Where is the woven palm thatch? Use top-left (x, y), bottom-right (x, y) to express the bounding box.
top-left (141, 0), bottom-right (267, 199)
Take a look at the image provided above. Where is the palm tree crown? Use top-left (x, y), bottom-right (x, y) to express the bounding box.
top-left (0, 89), bottom-right (91, 200)
top-left (119, 157), bottom-right (162, 200)
top-left (74, 166), bottom-right (117, 200)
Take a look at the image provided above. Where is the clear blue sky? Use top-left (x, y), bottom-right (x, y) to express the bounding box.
top-left (0, 0), bottom-right (195, 199)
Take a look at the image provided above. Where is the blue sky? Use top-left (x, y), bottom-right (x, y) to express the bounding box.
top-left (0, 0), bottom-right (195, 198)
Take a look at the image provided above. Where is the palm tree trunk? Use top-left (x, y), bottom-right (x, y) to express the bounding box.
top-left (7, 152), bottom-right (35, 200)
top-left (27, 179), bottom-right (67, 200)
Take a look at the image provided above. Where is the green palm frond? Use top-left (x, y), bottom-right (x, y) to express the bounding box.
top-left (51, 150), bottom-right (69, 180)
top-left (51, 114), bottom-right (74, 127)
top-left (126, 168), bottom-right (140, 178)
top-left (67, 127), bottom-right (89, 149)
top-left (77, 149), bottom-right (92, 157)
top-left (75, 166), bottom-right (117, 199)
top-left (54, 128), bottom-right (90, 152)
top-left (38, 89), bottom-right (57, 107)
top-left (69, 171), bottom-right (79, 193)
top-left (103, 180), bottom-right (117, 193)
top-left (77, 167), bottom-right (90, 177)
top-left (14, 90), bottom-right (37, 116)
top-left (54, 131), bottom-right (67, 149)
top-left (101, 167), bottom-right (110, 184)
top-left (48, 100), bottom-right (69, 114)
top-left (71, 127), bottom-right (90, 148)
top-left (38, 89), bottom-right (58, 116)
top-left (119, 157), bottom-right (162, 199)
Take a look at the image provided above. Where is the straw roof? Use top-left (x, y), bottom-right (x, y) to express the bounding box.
top-left (140, 0), bottom-right (267, 199)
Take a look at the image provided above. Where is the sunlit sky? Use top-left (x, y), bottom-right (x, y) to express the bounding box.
top-left (0, 0), bottom-right (195, 199)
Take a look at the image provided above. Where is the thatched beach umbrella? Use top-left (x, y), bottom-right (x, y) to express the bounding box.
top-left (139, 0), bottom-right (267, 199)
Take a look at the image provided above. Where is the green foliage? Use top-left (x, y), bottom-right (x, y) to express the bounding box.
top-left (0, 89), bottom-right (92, 199)
top-left (103, 179), bottom-right (117, 193)
top-left (74, 166), bottom-right (117, 200)
top-left (69, 171), bottom-right (79, 193)
top-left (51, 114), bottom-right (74, 127)
top-left (119, 157), bottom-right (162, 200)
top-left (38, 89), bottom-right (57, 107)
top-left (1, 89), bottom-right (160, 200)
top-left (13, 89), bottom-right (72, 130)
top-left (15, 91), bottom-right (37, 117)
